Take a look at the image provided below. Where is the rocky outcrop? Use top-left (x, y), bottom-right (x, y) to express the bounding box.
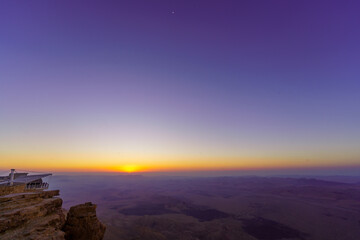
top-left (0, 190), bottom-right (105, 240)
top-left (0, 183), bottom-right (27, 196)
top-left (63, 202), bottom-right (106, 240)
top-left (0, 190), bottom-right (66, 240)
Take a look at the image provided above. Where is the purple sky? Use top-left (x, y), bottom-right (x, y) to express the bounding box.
top-left (0, 1), bottom-right (360, 171)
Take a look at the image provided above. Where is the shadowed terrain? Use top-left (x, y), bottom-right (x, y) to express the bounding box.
top-left (51, 175), bottom-right (360, 240)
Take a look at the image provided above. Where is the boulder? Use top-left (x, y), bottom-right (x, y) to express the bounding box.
top-left (63, 202), bottom-right (106, 240)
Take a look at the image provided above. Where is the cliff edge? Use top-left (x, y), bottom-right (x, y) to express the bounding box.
top-left (64, 202), bottom-right (106, 240)
top-left (0, 188), bottom-right (105, 240)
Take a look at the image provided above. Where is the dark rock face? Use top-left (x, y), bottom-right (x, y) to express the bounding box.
top-left (63, 202), bottom-right (106, 240)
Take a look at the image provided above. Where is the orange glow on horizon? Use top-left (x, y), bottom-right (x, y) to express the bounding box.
top-left (119, 165), bottom-right (141, 173)
top-left (1, 163), bottom-right (359, 174)
top-left (1, 151), bottom-right (360, 173)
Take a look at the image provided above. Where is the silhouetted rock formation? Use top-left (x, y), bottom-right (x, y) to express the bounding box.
top-left (63, 202), bottom-right (106, 240)
top-left (0, 188), bottom-right (105, 240)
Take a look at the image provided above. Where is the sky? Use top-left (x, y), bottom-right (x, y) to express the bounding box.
top-left (0, 0), bottom-right (360, 173)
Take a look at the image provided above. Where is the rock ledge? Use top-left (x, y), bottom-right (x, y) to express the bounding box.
top-left (0, 189), bottom-right (105, 240)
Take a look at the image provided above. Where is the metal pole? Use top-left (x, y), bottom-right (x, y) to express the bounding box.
top-left (9, 169), bottom-right (15, 186)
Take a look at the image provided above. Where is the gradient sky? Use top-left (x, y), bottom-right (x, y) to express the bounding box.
top-left (1, 0), bottom-right (360, 172)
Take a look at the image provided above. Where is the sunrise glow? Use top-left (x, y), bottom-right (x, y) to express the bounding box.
top-left (0, 1), bottom-right (359, 175)
top-left (120, 165), bottom-right (140, 173)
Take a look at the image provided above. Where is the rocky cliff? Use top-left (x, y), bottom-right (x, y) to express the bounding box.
top-left (64, 202), bottom-right (106, 240)
top-left (0, 189), bottom-right (105, 240)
